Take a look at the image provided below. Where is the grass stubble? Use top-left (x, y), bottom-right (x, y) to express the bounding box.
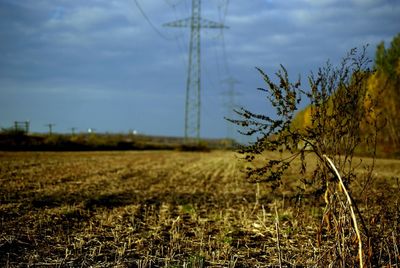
top-left (0, 150), bottom-right (399, 267)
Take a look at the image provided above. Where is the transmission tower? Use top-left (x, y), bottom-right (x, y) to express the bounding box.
top-left (45, 123), bottom-right (55, 135)
top-left (221, 77), bottom-right (240, 139)
top-left (164, 0), bottom-right (227, 141)
top-left (14, 121), bottom-right (30, 134)
top-left (70, 127), bottom-right (77, 135)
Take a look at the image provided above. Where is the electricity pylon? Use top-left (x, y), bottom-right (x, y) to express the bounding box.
top-left (45, 123), bottom-right (55, 135)
top-left (164, 0), bottom-right (227, 141)
top-left (221, 76), bottom-right (240, 139)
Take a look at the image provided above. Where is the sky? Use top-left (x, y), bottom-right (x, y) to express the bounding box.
top-left (0, 0), bottom-right (399, 139)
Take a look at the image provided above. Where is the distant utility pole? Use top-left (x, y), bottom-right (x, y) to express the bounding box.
top-left (222, 77), bottom-right (240, 139)
top-left (164, 0), bottom-right (227, 141)
top-left (14, 121), bottom-right (30, 134)
top-left (45, 123), bottom-right (55, 135)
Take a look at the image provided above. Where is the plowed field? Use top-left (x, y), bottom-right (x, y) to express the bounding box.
top-left (0, 151), bottom-right (399, 267)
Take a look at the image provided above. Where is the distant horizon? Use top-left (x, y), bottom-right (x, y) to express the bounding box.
top-left (1, 121), bottom-right (239, 139)
top-left (1, 121), bottom-right (241, 140)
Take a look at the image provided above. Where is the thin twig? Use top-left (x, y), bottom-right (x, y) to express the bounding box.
top-left (323, 155), bottom-right (364, 268)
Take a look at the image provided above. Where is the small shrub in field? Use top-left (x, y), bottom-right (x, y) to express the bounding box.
top-left (229, 47), bottom-right (398, 267)
top-left (231, 47), bottom-right (376, 190)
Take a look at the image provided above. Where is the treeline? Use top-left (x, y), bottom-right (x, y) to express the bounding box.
top-left (292, 33), bottom-right (400, 157)
top-left (0, 129), bottom-right (238, 151)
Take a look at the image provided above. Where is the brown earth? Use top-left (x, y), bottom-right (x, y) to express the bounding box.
top-left (0, 151), bottom-right (399, 267)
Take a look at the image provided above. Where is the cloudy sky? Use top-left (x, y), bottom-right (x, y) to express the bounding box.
top-left (0, 0), bottom-right (399, 139)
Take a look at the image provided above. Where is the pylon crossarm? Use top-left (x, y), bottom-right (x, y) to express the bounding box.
top-left (163, 18), bottom-right (192, 28)
top-left (163, 18), bottom-right (227, 29)
top-left (198, 18), bottom-right (227, 29)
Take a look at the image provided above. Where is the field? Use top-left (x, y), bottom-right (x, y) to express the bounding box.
top-left (0, 150), bottom-right (399, 267)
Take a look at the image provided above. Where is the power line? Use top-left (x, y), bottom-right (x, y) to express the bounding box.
top-left (133, 0), bottom-right (175, 40)
top-left (221, 77), bottom-right (241, 139)
top-left (136, 0), bottom-right (188, 71)
top-left (170, 3), bottom-right (189, 71)
top-left (164, 0), bottom-right (186, 8)
top-left (215, 1), bottom-right (241, 139)
top-left (202, 1), bottom-right (231, 92)
top-left (216, 0), bottom-right (231, 75)
top-left (219, 0), bottom-right (230, 25)
top-left (209, 0), bottom-right (230, 77)
top-left (220, 28), bottom-right (230, 75)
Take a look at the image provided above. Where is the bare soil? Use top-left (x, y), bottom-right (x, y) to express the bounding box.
top-left (0, 151), bottom-right (399, 267)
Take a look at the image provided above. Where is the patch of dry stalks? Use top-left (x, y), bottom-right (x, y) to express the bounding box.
top-left (0, 151), bottom-right (398, 267)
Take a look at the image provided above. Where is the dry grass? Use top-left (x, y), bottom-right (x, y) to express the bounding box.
top-left (0, 151), bottom-right (399, 267)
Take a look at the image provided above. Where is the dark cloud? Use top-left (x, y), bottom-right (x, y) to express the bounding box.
top-left (0, 0), bottom-right (399, 138)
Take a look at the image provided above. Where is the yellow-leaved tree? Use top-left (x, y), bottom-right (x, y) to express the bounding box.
top-left (294, 33), bottom-right (400, 155)
top-left (366, 33), bottom-right (400, 149)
